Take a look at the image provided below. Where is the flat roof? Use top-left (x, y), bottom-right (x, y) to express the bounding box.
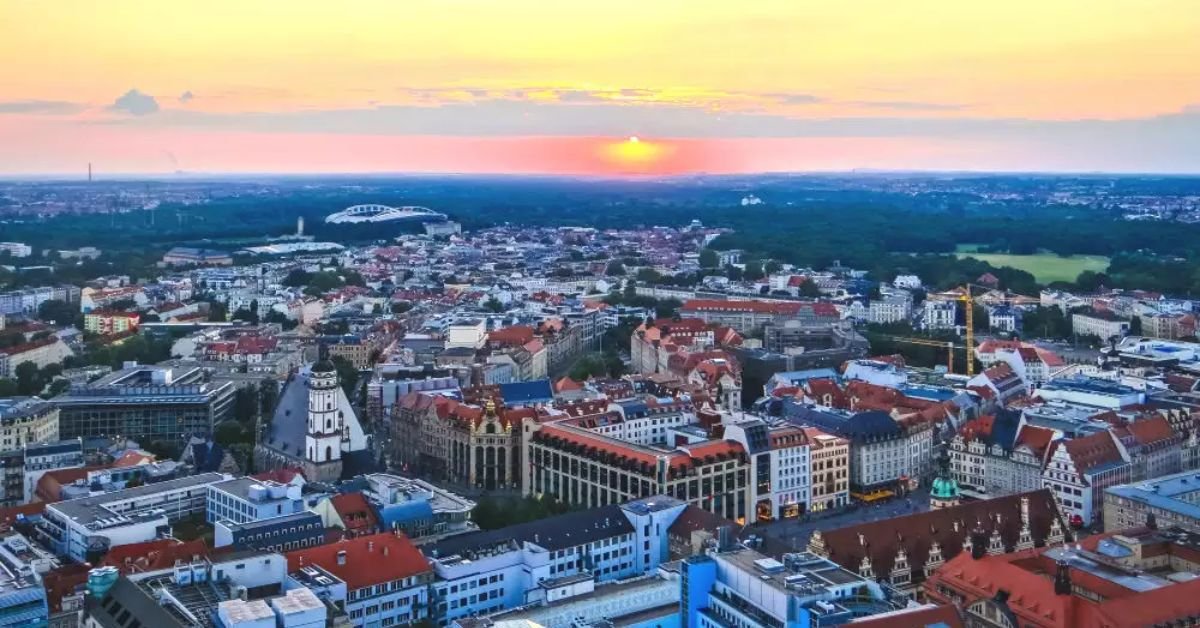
top-left (51, 472), bottom-right (226, 526)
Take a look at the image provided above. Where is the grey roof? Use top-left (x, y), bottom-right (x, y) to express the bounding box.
top-left (0, 397), bottom-right (55, 425)
top-left (222, 511), bottom-right (322, 534)
top-left (51, 472), bottom-right (226, 526)
top-left (209, 477), bottom-right (293, 503)
top-left (426, 504), bottom-right (633, 558)
top-left (87, 577), bottom-right (187, 628)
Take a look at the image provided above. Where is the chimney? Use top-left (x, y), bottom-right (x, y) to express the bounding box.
top-left (1054, 560), bottom-right (1071, 595)
top-left (970, 526), bottom-right (988, 560)
top-left (336, 550), bottom-right (347, 566)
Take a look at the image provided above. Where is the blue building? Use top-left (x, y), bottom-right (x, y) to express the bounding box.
top-left (206, 477), bottom-right (303, 525)
top-left (681, 545), bottom-right (907, 628)
top-left (213, 511), bottom-right (325, 552)
top-left (0, 532), bottom-right (53, 627)
top-left (425, 495), bottom-right (689, 625)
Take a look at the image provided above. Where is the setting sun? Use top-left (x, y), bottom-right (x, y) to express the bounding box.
top-left (603, 136), bottom-right (672, 172)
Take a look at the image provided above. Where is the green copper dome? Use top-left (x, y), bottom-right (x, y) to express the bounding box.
top-left (931, 475), bottom-right (959, 500)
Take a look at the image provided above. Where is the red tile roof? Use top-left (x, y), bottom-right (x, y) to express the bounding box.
top-left (330, 492), bottom-right (380, 536)
top-left (1061, 430), bottom-right (1125, 476)
top-left (102, 539), bottom-right (210, 574)
top-left (285, 532), bottom-right (431, 591)
top-left (1126, 416), bottom-right (1177, 446)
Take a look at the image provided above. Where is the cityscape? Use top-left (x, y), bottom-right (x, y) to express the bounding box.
top-left (3, 2), bottom-right (1200, 628)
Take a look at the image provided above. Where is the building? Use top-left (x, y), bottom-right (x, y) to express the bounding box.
top-left (206, 477), bottom-right (304, 525)
top-left (82, 310), bottom-right (140, 336)
top-left (1043, 430), bottom-right (1131, 527)
top-left (804, 427), bottom-right (850, 512)
top-left (1103, 470), bottom-right (1200, 532)
top-left (0, 285), bottom-right (79, 316)
top-left (0, 531), bottom-right (56, 626)
top-left (361, 473), bottom-right (476, 542)
top-left (424, 496), bottom-right (687, 625)
top-left (0, 397), bottom-right (58, 455)
top-left (681, 545), bottom-right (908, 628)
top-left (785, 404), bottom-right (934, 500)
top-left (160, 246), bottom-right (233, 267)
top-left (0, 242), bottom-right (32, 258)
top-left (678, 299), bottom-right (838, 333)
top-left (1033, 375), bottom-right (1144, 409)
top-left (23, 439), bottom-right (83, 504)
top-left (923, 526), bottom-right (1200, 627)
top-left (323, 334), bottom-right (376, 370)
top-left (524, 417), bottom-right (754, 522)
top-left (285, 531), bottom-right (433, 627)
top-left (37, 472), bottom-right (227, 562)
top-left (809, 490), bottom-right (1067, 597)
top-left (1072, 308), bottom-right (1130, 341)
top-left (255, 360), bottom-right (370, 484)
top-left (723, 420), bottom-right (811, 521)
top-left (989, 305), bottom-right (1019, 333)
top-left (868, 294), bottom-right (912, 325)
top-left (391, 395), bottom-right (529, 491)
top-left (922, 299), bottom-right (956, 330)
top-left (214, 511), bottom-right (326, 552)
top-left (0, 336), bottom-right (73, 378)
top-left (950, 413), bottom-right (1053, 501)
top-left (446, 318), bottom-right (487, 350)
top-left (53, 364), bottom-right (236, 444)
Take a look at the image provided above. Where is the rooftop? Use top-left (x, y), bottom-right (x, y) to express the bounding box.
top-left (51, 472), bottom-right (226, 527)
top-left (1106, 470), bottom-right (1200, 522)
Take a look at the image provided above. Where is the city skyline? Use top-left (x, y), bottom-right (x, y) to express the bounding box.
top-left (3, 1), bottom-right (1200, 175)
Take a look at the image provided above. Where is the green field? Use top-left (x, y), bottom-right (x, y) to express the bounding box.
top-left (954, 245), bottom-right (1109, 283)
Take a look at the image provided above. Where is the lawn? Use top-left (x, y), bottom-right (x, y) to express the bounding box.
top-left (954, 245), bottom-right (1109, 284)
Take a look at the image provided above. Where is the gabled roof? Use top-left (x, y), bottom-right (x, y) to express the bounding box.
top-left (286, 532), bottom-right (430, 590)
top-left (1061, 430), bottom-right (1126, 476)
top-left (330, 492), bottom-right (380, 535)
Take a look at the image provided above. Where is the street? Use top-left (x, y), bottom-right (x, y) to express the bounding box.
top-left (750, 487), bottom-right (933, 551)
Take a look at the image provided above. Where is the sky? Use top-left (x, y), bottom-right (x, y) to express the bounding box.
top-left (2, 0), bottom-right (1199, 176)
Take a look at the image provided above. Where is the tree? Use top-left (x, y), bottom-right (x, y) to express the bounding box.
top-left (207, 301), bottom-right (228, 322)
top-left (698, 248), bottom-right (719, 268)
top-left (214, 421), bottom-right (250, 447)
top-left (233, 387), bottom-right (259, 424)
top-left (743, 260), bottom-right (765, 281)
top-left (14, 362), bottom-right (40, 396)
top-left (1076, 270), bottom-right (1109, 292)
top-left (231, 308), bottom-right (259, 324)
top-left (797, 280), bottom-right (822, 298)
top-left (482, 297), bottom-right (505, 313)
top-left (331, 355), bottom-right (359, 399)
top-left (37, 299), bottom-right (77, 325)
top-left (605, 261), bottom-right (626, 276)
top-left (764, 259), bottom-right (782, 274)
top-left (282, 269), bottom-right (311, 287)
top-left (1130, 315), bottom-right (1143, 336)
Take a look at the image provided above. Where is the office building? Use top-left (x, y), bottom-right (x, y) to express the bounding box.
top-left (214, 511), bottom-right (325, 552)
top-left (206, 477), bottom-right (304, 525)
top-left (681, 544), bottom-right (908, 628)
top-left (53, 364), bottom-right (236, 444)
top-left (361, 473), bottom-right (476, 541)
top-left (424, 496), bottom-right (687, 625)
top-left (37, 472), bottom-right (227, 562)
top-left (0, 532), bottom-right (56, 626)
top-left (22, 439), bottom-right (83, 504)
top-left (1103, 470), bottom-right (1200, 533)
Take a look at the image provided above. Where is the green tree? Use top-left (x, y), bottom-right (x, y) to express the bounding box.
top-left (207, 301), bottom-right (228, 322)
top-left (37, 299), bottom-right (77, 325)
top-left (797, 280), bottom-right (822, 298)
top-left (14, 362), bottom-right (40, 396)
top-left (482, 297), bottom-right (505, 313)
top-left (1129, 315), bottom-right (1143, 336)
top-left (331, 355), bottom-right (359, 399)
top-left (605, 261), bottom-right (626, 276)
top-left (282, 269), bottom-right (311, 287)
top-left (698, 249), bottom-right (719, 268)
top-left (764, 259), bottom-right (782, 274)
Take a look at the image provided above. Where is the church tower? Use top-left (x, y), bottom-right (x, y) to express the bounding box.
top-left (305, 351), bottom-right (344, 467)
top-left (930, 448), bottom-right (960, 510)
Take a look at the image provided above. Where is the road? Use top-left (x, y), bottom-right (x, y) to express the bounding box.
top-left (750, 487), bottom-right (933, 552)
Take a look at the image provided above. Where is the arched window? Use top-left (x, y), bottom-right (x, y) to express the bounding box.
top-left (325, 446), bottom-right (332, 461)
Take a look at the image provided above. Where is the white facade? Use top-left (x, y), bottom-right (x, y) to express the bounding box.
top-left (868, 296), bottom-right (911, 325)
top-left (922, 300), bottom-right (957, 330)
top-left (306, 366), bottom-right (345, 465)
top-left (446, 319), bottom-right (486, 350)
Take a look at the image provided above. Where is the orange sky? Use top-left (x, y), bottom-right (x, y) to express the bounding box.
top-left (2, 1), bottom-right (1199, 174)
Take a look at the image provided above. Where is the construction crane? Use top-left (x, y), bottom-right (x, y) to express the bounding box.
top-left (876, 283), bottom-right (985, 376)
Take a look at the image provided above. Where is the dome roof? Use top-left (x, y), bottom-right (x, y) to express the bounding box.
top-left (312, 359), bottom-right (337, 374)
top-left (931, 476), bottom-right (959, 499)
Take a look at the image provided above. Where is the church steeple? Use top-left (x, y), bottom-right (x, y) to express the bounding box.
top-left (930, 448), bottom-right (960, 510)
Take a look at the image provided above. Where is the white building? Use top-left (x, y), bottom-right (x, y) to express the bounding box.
top-left (842, 359), bottom-right (908, 389)
top-left (1072, 310), bottom-right (1130, 341)
top-left (922, 300), bottom-right (957, 330)
top-left (207, 477), bottom-right (305, 525)
top-left (868, 295), bottom-right (912, 325)
top-left (893, 275), bottom-right (923, 290)
top-left (38, 472), bottom-right (228, 562)
top-left (423, 496), bottom-right (687, 625)
top-left (446, 318), bottom-right (487, 350)
top-left (0, 242), bottom-right (32, 258)
top-left (724, 421), bottom-right (811, 520)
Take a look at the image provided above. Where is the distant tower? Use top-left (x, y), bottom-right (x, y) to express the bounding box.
top-left (297, 216), bottom-right (305, 237)
top-left (929, 449), bottom-right (960, 510)
top-left (305, 350), bottom-right (344, 466)
top-left (88, 163), bottom-right (92, 183)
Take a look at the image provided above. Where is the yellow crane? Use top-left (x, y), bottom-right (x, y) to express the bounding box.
top-left (877, 283), bottom-right (983, 376)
